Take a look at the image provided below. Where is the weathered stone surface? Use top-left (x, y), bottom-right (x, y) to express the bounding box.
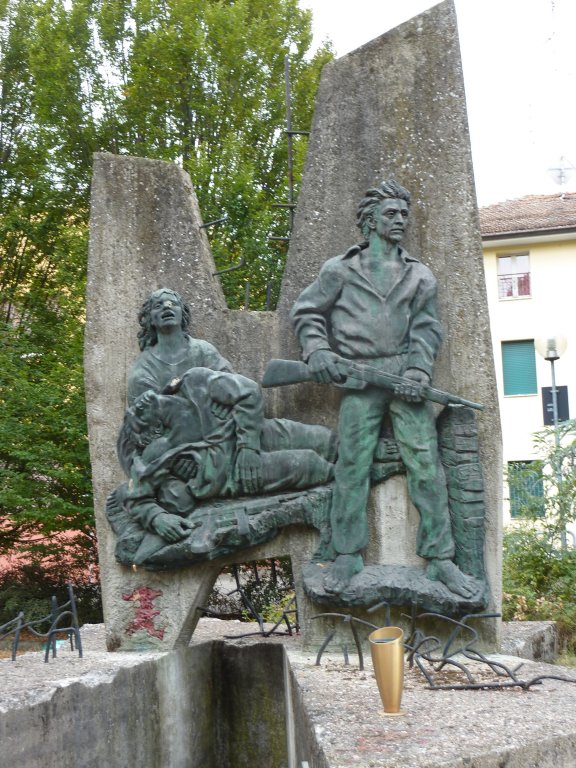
top-left (3, 623), bottom-right (576, 768)
top-left (302, 562), bottom-right (486, 616)
top-left (86, 154), bottom-right (322, 650)
top-left (501, 620), bottom-right (558, 663)
top-left (0, 626), bottom-right (288, 768)
top-left (86, 0), bottom-right (501, 651)
top-left (275, 0), bottom-right (502, 644)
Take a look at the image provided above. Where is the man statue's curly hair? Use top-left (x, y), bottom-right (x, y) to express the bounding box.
top-left (137, 288), bottom-right (191, 350)
top-left (356, 179), bottom-right (411, 240)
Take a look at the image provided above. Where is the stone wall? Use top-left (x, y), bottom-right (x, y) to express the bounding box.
top-left (0, 643), bottom-right (291, 768)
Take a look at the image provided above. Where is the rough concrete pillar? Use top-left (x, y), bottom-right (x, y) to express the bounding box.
top-left (86, 154), bottom-right (322, 650)
top-left (275, 0), bottom-right (502, 644)
top-left (86, 0), bottom-right (501, 651)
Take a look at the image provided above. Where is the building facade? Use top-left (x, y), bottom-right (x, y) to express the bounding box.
top-left (480, 192), bottom-right (576, 535)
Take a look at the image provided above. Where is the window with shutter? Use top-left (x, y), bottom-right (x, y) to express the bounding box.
top-left (501, 340), bottom-right (537, 396)
top-left (507, 461), bottom-right (545, 518)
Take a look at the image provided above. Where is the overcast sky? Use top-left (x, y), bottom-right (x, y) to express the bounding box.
top-left (299, 0), bottom-right (576, 206)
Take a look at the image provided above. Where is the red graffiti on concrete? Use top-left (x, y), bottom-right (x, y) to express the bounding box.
top-left (122, 586), bottom-right (165, 640)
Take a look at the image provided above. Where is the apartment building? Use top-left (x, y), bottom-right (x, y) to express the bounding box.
top-left (480, 192), bottom-right (576, 528)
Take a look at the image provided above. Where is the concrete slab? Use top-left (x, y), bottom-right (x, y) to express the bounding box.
top-left (1, 623), bottom-right (575, 767)
top-left (288, 653), bottom-right (576, 767)
top-left (501, 620), bottom-right (558, 663)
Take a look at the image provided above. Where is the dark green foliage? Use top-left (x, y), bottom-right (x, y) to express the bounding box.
top-left (503, 528), bottom-right (576, 653)
top-left (240, 557), bottom-right (295, 623)
top-left (0, 562), bottom-right (103, 627)
top-left (1, 0), bottom-right (332, 310)
top-left (208, 558), bottom-right (295, 624)
top-left (0, 274), bottom-right (95, 568)
top-left (504, 420), bottom-right (576, 540)
top-left (0, 0), bottom-right (331, 600)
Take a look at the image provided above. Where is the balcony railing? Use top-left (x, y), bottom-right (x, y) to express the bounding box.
top-left (498, 272), bottom-right (530, 299)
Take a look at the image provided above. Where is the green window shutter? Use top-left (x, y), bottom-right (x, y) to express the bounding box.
top-left (502, 340), bottom-right (537, 395)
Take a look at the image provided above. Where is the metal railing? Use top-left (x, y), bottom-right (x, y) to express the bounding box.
top-left (498, 272), bottom-right (530, 299)
top-left (0, 583), bottom-right (82, 663)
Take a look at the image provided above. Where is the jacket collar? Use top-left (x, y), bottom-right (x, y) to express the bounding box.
top-left (343, 242), bottom-right (419, 264)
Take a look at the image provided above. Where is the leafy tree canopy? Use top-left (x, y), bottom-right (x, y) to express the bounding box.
top-left (0, 0), bottom-right (333, 574)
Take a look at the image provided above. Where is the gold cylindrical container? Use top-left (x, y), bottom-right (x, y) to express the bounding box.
top-left (368, 626), bottom-right (405, 716)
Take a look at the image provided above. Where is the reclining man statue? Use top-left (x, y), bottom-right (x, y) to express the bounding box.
top-left (290, 179), bottom-right (482, 600)
top-left (119, 367), bottom-right (335, 543)
top-left (108, 287), bottom-right (337, 556)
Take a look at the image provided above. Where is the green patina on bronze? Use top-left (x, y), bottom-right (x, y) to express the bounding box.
top-left (289, 180), bottom-right (488, 603)
top-left (107, 288), bottom-right (337, 565)
top-left (105, 184), bottom-right (489, 615)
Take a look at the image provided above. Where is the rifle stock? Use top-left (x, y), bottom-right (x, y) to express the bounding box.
top-left (262, 359), bottom-right (314, 387)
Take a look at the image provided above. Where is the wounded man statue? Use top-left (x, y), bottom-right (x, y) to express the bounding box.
top-left (105, 288), bottom-right (338, 568)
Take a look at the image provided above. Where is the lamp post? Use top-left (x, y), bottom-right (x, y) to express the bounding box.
top-left (535, 335), bottom-right (568, 548)
top-left (535, 336), bottom-right (567, 433)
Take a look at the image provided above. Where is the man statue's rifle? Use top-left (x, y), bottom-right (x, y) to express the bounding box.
top-left (262, 358), bottom-right (483, 411)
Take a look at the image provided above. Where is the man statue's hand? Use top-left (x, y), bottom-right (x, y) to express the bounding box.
top-left (172, 457), bottom-right (198, 481)
top-left (394, 368), bottom-right (429, 402)
top-left (209, 396), bottom-right (233, 419)
top-left (235, 447), bottom-right (263, 494)
top-left (308, 349), bottom-right (347, 384)
top-left (152, 512), bottom-right (196, 542)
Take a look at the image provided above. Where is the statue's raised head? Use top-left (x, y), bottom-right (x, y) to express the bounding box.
top-left (137, 288), bottom-right (191, 350)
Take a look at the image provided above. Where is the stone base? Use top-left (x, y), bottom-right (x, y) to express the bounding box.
top-left (302, 561), bottom-right (488, 616)
top-left (501, 620), bottom-right (558, 663)
top-left (2, 622), bottom-right (576, 768)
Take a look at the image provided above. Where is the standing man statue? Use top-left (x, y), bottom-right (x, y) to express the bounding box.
top-left (290, 179), bottom-right (479, 599)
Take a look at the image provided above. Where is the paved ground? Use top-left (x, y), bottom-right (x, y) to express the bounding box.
top-left (288, 652), bottom-right (576, 767)
top-left (2, 621), bottom-right (576, 766)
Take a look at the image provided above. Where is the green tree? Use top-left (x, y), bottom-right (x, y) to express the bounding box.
top-left (503, 421), bottom-right (576, 652)
top-left (0, 225), bottom-right (94, 567)
top-left (93, 0), bottom-right (332, 307)
top-left (0, 0), bottom-right (332, 588)
top-left (506, 420), bottom-right (576, 543)
top-left (1, 0), bottom-right (332, 310)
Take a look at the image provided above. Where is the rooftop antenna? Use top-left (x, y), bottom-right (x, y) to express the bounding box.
top-left (547, 155), bottom-right (576, 187)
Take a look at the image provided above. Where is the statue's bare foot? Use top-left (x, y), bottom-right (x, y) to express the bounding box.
top-left (426, 558), bottom-right (481, 599)
top-left (324, 553), bottom-right (364, 594)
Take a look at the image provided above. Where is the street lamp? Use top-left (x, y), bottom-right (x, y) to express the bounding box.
top-left (535, 335), bottom-right (568, 548)
top-left (535, 335), bottom-right (568, 432)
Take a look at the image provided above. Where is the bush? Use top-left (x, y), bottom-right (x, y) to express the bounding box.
top-left (503, 528), bottom-right (576, 653)
top-left (502, 421), bottom-right (576, 654)
top-left (207, 558), bottom-right (296, 626)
